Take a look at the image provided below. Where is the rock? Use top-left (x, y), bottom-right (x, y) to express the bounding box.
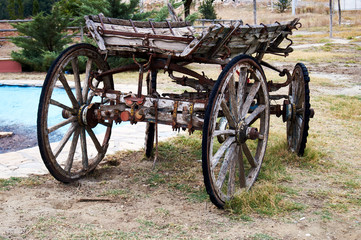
top-left (0, 132), bottom-right (13, 138)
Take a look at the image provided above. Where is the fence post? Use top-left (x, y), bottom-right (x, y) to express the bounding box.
top-left (253, 0), bottom-right (257, 24)
top-left (80, 25), bottom-right (84, 42)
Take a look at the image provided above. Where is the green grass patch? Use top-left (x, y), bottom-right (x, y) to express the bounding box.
top-left (0, 177), bottom-right (22, 190)
top-left (98, 188), bottom-right (129, 197)
top-left (146, 173), bottom-right (166, 187)
top-left (0, 176), bottom-right (44, 191)
top-left (343, 180), bottom-right (361, 190)
top-left (248, 233), bottom-right (279, 240)
top-left (314, 209), bottom-right (333, 221)
top-left (224, 130), bottom-right (321, 216)
top-left (225, 182), bottom-right (305, 216)
top-left (319, 95), bottom-right (361, 121)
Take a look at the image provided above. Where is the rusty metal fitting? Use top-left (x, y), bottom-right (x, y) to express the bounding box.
top-left (62, 109), bottom-right (72, 119)
top-left (247, 127), bottom-right (259, 140)
top-left (120, 111), bottom-right (131, 121)
top-left (270, 105), bottom-right (282, 118)
top-left (135, 109), bottom-right (145, 121)
top-left (309, 108), bottom-right (315, 118)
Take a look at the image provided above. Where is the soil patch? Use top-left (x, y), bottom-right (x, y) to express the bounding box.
top-left (0, 125), bottom-right (37, 153)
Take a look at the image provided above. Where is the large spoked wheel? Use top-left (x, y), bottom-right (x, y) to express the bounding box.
top-left (202, 55), bottom-right (270, 208)
top-left (37, 43), bottom-right (114, 183)
top-left (286, 63), bottom-right (311, 156)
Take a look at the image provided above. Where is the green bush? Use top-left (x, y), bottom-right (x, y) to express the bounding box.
top-left (275, 0), bottom-right (291, 13)
top-left (199, 0), bottom-right (217, 19)
top-left (11, 8), bottom-right (72, 71)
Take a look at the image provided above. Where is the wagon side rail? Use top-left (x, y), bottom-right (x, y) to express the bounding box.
top-left (181, 18), bottom-right (301, 59)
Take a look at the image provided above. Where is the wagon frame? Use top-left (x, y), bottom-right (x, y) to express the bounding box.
top-left (37, 13), bottom-right (314, 208)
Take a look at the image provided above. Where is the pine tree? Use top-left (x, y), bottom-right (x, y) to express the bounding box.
top-left (11, 9), bottom-right (72, 71)
top-left (199, 0), bottom-right (217, 20)
top-left (32, 0), bottom-right (40, 16)
top-left (16, 0), bottom-right (24, 19)
top-left (7, 0), bottom-right (16, 19)
top-left (275, 0), bottom-right (291, 13)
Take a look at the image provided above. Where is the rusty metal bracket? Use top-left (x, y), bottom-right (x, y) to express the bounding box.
top-left (188, 103), bottom-right (194, 135)
top-left (172, 101), bottom-right (179, 130)
top-left (152, 100), bottom-right (159, 169)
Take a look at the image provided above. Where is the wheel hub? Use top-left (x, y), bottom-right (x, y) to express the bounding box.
top-left (236, 121), bottom-right (248, 144)
top-left (78, 103), bottom-right (99, 128)
top-left (236, 121), bottom-right (260, 144)
top-left (282, 100), bottom-right (296, 122)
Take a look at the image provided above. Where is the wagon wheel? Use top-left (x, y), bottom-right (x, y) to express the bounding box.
top-left (37, 43), bottom-right (114, 183)
top-left (202, 55), bottom-right (270, 208)
top-left (286, 63), bottom-right (311, 156)
top-left (145, 70), bottom-right (157, 158)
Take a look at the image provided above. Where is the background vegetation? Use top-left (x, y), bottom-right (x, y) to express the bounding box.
top-left (0, 0), bottom-right (59, 19)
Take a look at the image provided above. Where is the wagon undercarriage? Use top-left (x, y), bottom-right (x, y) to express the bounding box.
top-left (37, 13), bottom-right (314, 208)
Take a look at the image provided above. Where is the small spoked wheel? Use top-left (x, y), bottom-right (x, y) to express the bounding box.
top-left (202, 55), bottom-right (270, 208)
top-left (37, 43), bottom-right (114, 183)
top-left (285, 63), bottom-right (311, 156)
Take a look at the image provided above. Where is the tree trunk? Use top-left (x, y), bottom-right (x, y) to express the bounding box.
top-left (329, 0), bottom-right (333, 38)
top-left (253, 0), bottom-right (257, 24)
top-left (184, 0), bottom-right (192, 19)
top-left (338, 0), bottom-right (341, 25)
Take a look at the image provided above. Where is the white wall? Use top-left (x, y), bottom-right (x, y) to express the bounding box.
top-left (335, 0), bottom-right (361, 10)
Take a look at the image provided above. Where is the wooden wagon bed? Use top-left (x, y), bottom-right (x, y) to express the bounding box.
top-left (85, 14), bottom-right (300, 59)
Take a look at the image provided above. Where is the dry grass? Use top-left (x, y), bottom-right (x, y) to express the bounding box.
top-left (214, 2), bottom-right (361, 28)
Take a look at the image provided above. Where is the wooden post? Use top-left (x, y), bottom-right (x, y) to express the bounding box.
top-left (253, 0), bottom-right (257, 24)
top-left (329, 0), bottom-right (333, 38)
top-left (338, 0), bottom-right (341, 25)
top-left (292, 0), bottom-right (296, 15)
top-left (80, 25), bottom-right (84, 42)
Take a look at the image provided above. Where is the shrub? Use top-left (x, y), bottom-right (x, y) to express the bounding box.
top-left (11, 9), bottom-right (72, 71)
top-left (275, 0), bottom-right (291, 13)
top-left (199, 0), bottom-right (217, 20)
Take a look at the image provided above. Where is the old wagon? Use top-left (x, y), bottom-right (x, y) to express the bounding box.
top-left (37, 13), bottom-right (314, 208)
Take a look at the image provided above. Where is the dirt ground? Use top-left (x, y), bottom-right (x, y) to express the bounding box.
top-left (1, 5), bottom-right (361, 240)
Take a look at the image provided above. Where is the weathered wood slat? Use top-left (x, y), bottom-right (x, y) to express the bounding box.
top-left (85, 14), bottom-right (299, 59)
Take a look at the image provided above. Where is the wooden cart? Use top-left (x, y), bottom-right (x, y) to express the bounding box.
top-left (37, 14), bottom-right (314, 208)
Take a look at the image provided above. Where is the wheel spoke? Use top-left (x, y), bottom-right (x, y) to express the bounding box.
top-left (241, 81), bottom-right (260, 119)
top-left (87, 79), bottom-right (101, 104)
top-left (227, 144), bottom-right (237, 197)
top-left (211, 137), bottom-right (235, 169)
top-left (297, 116), bottom-right (303, 127)
top-left (99, 121), bottom-right (112, 128)
top-left (53, 123), bottom-right (77, 158)
top-left (48, 116), bottom-right (77, 134)
top-left (50, 99), bottom-right (76, 114)
top-left (72, 57), bottom-right (83, 105)
top-left (237, 67), bottom-right (247, 109)
top-left (213, 129), bottom-right (236, 138)
top-left (228, 74), bottom-right (239, 119)
top-left (64, 128), bottom-right (80, 173)
top-left (216, 143), bottom-right (236, 189)
top-left (59, 72), bottom-right (79, 108)
top-left (296, 83), bottom-right (305, 108)
top-left (245, 104), bottom-right (266, 125)
top-left (292, 80), bottom-right (297, 104)
top-left (237, 145), bottom-right (246, 188)
top-left (221, 100), bottom-right (236, 129)
top-left (85, 126), bottom-right (103, 154)
top-left (242, 143), bottom-right (257, 168)
top-left (83, 58), bottom-right (93, 104)
top-left (80, 128), bottom-right (89, 170)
